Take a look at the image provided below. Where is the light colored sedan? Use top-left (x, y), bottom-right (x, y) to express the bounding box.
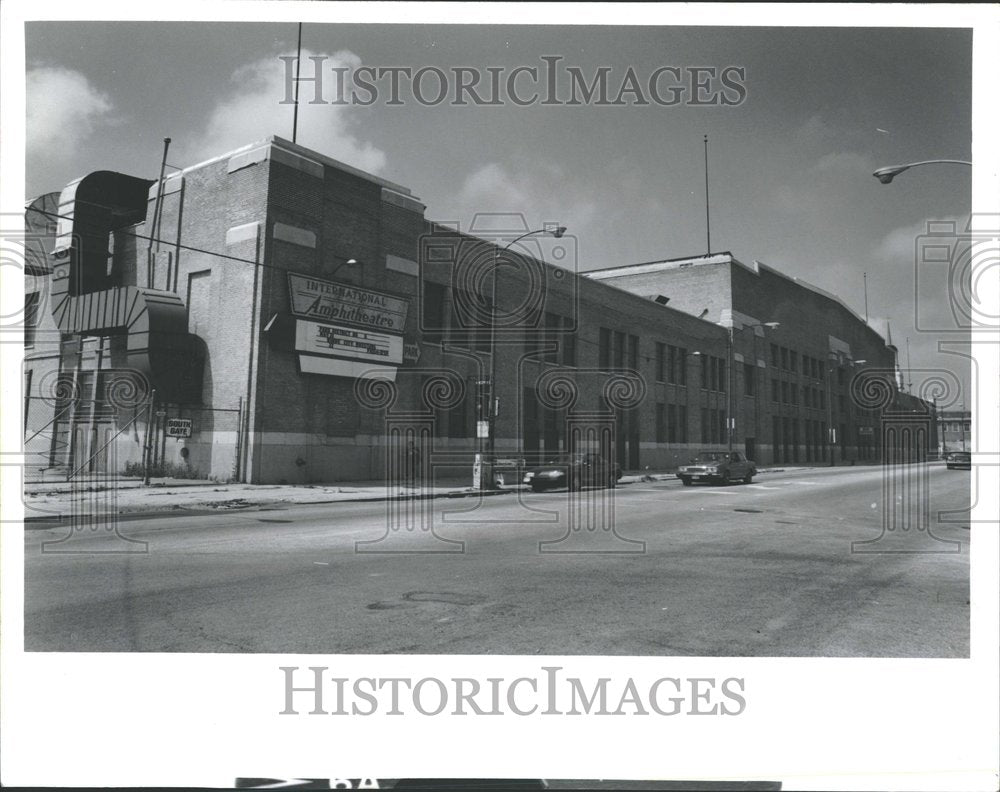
top-left (676, 451), bottom-right (756, 486)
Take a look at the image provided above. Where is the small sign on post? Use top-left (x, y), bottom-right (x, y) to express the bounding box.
top-left (166, 418), bottom-right (193, 438)
top-left (476, 420), bottom-right (490, 439)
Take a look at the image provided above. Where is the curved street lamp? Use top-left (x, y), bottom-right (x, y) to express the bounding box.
top-left (478, 225), bottom-right (567, 490)
top-left (872, 159), bottom-right (971, 185)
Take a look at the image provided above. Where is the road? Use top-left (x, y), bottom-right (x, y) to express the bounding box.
top-left (24, 465), bottom-right (970, 656)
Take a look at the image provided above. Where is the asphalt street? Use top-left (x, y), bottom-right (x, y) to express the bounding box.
top-left (23, 465), bottom-right (970, 656)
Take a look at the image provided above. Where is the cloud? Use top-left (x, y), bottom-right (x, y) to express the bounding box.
top-left (449, 162), bottom-right (598, 268)
top-left (26, 66), bottom-right (114, 159)
top-left (188, 49), bottom-right (386, 174)
top-left (814, 150), bottom-right (874, 174)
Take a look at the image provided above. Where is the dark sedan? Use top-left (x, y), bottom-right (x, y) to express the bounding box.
top-left (522, 452), bottom-right (622, 493)
top-left (945, 451), bottom-right (971, 470)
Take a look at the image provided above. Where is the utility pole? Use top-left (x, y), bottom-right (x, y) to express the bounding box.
top-left (703, 134), bottom-right (711, 256)
top-left (292, 22), bottom-right (302, 143)
top-left (863, 271), bottom-right (869, 323)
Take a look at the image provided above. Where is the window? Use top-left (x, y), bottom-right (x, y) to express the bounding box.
top-left (667, 403), bottom-right (677, 443)
top-left (24, 292), bottom-right (40, 347)
top-left (717, 358), bottom-right (726, 392)
top-left (780, 347), bottom-right (789, 370)
top-left (789, 384), bottom-right (798, 405)
top-left (781, 381), bottom-right (789, 404)
top-left (709, 408), bottom-right (719, 443)
top-left (718, 410), bottom-right (727, 445)
top-left (771, 343), bottom-right (779, 367)
top-left (447, 394), bottom-right (469, 438)
top-left (804, 388), bottom-right (811, 408)
top-left (613, 331), bottom-right (626, 369)
top-left (743, 362), bottom-right (754, 396)
top-left (701, 355), bottom-right (709, 389)
top-left (789, 350), bottom-right (798, 373)
top-left (561, 317), bottom-right (576, 367)
top-left (677, 347), bottom-right (687, 385)
top-left (656, 342), bottom-right (666, 382)
top-left (422, 281), bottom-right (447, 342)
top-left (772, 378), bottom-right (780, 402)
top-left (598, 327), bottom-right (611, 368)
top-left (819, 391), bottom-right (826, 410)
top-left (701, 407), bottom-right (710, 443)
top-left (678, 405), bottom-right (688, 443)
top-left (656, 403), bottom-right (666, 443)
top-left (543, 312), bottom-right (560, 363)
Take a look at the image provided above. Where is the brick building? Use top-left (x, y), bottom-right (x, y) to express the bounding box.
top-left (22, 135), bottom-right (936, 484)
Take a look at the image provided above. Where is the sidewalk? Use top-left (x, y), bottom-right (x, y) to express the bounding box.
top-left (21, 465), bottom-right (824, 521)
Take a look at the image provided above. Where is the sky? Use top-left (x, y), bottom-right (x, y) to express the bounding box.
top-left (24, 21), bottom-right (974, 402)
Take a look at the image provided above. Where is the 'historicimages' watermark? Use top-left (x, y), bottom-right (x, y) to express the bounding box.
top-left (280, 55), bottom-right (747, 108)
top-left (280, 666), bottom-right (746, 717)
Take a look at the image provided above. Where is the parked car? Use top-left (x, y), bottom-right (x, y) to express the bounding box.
top-left (676, 451), bottom-right (756, 486)
top-left (945, 451), bottom-right (971, 470)
top-left (522, 452), bottom-right (622, 493)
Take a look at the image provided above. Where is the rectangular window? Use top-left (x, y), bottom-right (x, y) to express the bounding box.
top-left (790, 384), bottom-right (798, 405)
top-left (744, 362), bottom-right (755, 396)
top-left (701, 407), bottom-right (709, 443)
top-left (561, 316), bottom-right (576, 367)
top-left (656, 402), bottom-right (666, 443)
top-left (789, 350), bottom-right (798, 373)
top-left (781, 381), bottom-right (789, 404)
top-left (543, 312), bottom-right (560, 363)
top-left (613, 331), bottom-right (626, 369)
top-left (667, 403), bottom-right (677, 443)
top-left (819, 390), bottom-right (826, 410)
top-left (701, 355), bottom-right (709, 390)
top-left (598, 327), bottom-right (611, 368)
top-left (771, 343), bottom-right (779, 367)
top-left (678, 405), bottom-right (688, 443)
top-left (24, 292), bottom-right (40, 346)
top-left (772, 379), bottom-right (780, 402)
top-left (709, 408), bottom-right (718, 444)
top-left (717, 358), bottom-right (727, 393)
top-left (804, 388), bottom-right (811, 408)
top-left (781, 347), bottom-right (789, 370)
top-left (677, 347), bottom-right (687, 385)
top-left (422, 281), bottom-right (447, 342)
top-left (656, 342), bottom-right (666, 382)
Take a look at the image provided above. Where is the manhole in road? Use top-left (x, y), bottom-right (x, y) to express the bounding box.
top-left (734, 508), bottom-right (763, 514)
top-left (403, 591), bottom-right (487, 606)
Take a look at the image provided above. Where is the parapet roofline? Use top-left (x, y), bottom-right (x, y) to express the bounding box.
top-left (157, 135), bottom-right (416, 198)
top-left (585, 252), bottom-right (889, 348)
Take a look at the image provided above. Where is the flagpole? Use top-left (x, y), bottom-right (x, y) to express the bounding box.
top-left (292, 22), bottom-right (302, 143)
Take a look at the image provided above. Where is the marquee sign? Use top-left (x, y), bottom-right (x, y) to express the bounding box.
top-left (288, 273), bottom-right (409, 334)
top-left (295, 319), bottom-right (404, 365)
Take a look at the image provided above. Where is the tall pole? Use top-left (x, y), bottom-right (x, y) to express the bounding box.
top-left (863, 271), bottom-right (869, 323)
top-left (292, 22), bottom-right (303, 143)
top-left (905, 337), bottom-right (913, 392)
top-left (727, 326), bottom-right (734, 452)
top-left (147, 137), bottom-right (171, 288)
top-left (703, 134), bottom-right (711, 256)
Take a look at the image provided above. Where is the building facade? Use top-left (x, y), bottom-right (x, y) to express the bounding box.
top-left (23, 135), bottom-right (936, 484)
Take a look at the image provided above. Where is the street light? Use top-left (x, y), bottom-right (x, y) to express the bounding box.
top-left (477, 225), bottom-right (567, 490)
top-left (872, 159), bottom-right (971, 185)
top-left (329, 257), bottom-right (360, 276)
